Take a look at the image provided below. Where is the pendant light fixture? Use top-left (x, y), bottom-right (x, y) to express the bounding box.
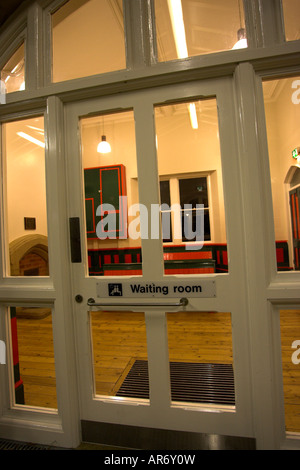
top-left (232, 27), bottom-right (247, 49)
top-left (97, 117), bottom-right (111, 154)
top-left (232, 0), bottom-right (247, 49)
top-left (97, 135), bottom-right (111, 154)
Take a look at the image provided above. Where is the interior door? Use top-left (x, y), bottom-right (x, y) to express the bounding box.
top-left (65, 77), bottom-right (254, 441)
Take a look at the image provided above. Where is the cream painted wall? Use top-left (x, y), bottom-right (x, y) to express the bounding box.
top-left (4, 117), bottom-right (48, 244)
top-left (52, 0), bottom-right (125, 82)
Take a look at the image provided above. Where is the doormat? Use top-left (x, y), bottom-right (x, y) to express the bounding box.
top-left (116, 360), bottom-right (235, 406)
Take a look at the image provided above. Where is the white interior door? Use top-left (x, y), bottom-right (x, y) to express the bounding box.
top-left (64, 76), bottom-right (254, 440)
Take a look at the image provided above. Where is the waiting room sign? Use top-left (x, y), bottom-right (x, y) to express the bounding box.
top-left (96, 280), bottom-right (216, 299)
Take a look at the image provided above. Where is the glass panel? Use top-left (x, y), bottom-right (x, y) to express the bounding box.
top-left (179, 177), bottom-right (210, 241)
top-left (262, 76), bottom-right (300, 272)
top-left (80, 110), bottom-right (142, 277)
top-left (282, 0), bottom-right (300, 42)
top-left (154, 98), bottom-right (228, 275)
top-left (0, 43), bottom-right (25, 94)
top-left (52, 0), bottom-right (126, 83)
top-left (154, 0), bottom-right (247, 63)
top-left (160, 180), bottom-right (172, 242)
top-left (9, 306), bottom-right (57, 409)
top-left (2, 116), bottom-right (49, 277)
top-left (90, 311), bottom-right (149, 400)
top-left (280, 310), bottom-right (300, 432)
top-left (167, 312), bottom-right (234, 406)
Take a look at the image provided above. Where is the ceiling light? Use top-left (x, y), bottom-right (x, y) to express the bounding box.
top-left (17, 132), bottom-right (45, 148)
top-left (189, 103), bottom-right (198, 129)
top-left (167, 0), bottom-right (188, 59)
top-left (97, 135), bottom-right (111, 154)
top-left (232, 28), bottom-right (248, 49)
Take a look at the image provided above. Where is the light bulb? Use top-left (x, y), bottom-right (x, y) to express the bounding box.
top-left (97, 135), bottom-right (111, 154)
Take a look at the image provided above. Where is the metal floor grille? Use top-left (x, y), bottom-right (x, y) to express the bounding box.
top-left (116, 360), bottom-right (235, 405)
top-left (0, 439), bottom-right (64, 450)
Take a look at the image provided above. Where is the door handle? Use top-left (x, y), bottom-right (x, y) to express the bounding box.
top-left (69, 217), bottom-right (82, 263)
top-left (87, 297), bottom-right (188, 307)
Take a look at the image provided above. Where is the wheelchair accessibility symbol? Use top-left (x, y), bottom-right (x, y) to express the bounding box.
top-left (108, 283), bottom-right (123, 296)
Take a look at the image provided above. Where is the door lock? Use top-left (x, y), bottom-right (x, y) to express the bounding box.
top-left (75, 294), bottom-right (83, 303)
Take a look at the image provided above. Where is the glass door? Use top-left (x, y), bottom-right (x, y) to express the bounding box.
top-left (65, 77), bottom-right (254, 440)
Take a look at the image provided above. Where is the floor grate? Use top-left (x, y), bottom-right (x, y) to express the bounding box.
top-left (0, 439), bottom-right (63, 450)
top-left (116, 360), bottom-right (235, 405)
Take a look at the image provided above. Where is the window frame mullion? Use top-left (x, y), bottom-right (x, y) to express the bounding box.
top-left (123, 0), bottom-right (157, 70)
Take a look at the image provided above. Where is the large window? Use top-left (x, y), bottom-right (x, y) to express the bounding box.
top-left (160, 176), bottom-right (211, 243)
top-left (179, 177), bottom-right (210, 242)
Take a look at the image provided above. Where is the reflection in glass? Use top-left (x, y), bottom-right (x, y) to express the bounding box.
top-left (154, 0), bottom-right (247, 63)
top-left (0, 43), bottom-right (25, 94)
top-left (262, 76), bottom-right (300, 271)
top-left (90, 311), bottom-right (149, 400)
top-left (52, 0), bottom-right (126, 82)
top-left (9, 307), bottom-right (57, 409)
top-left (167, 311), bottom-right (235, 406)
top-left (280, 310), bottom-right (300, 432)
top-left (2, 116), bottom-right (49, 276)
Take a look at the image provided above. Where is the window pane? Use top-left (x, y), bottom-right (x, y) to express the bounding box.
top-left (181, 208), bottom-right (210, 242)
top-left (167, 312), bottom-right (234, 407)
top-left (160, 181), bottom-right (172, 242)
top-left (80, 110), bottom-right (142, 277)
top-left (262, 76), bottom-right (300, 272)
top-left (52, 0), bottom-right (126, 82)
top-left (154, 0), bottom-right (247, 63)
top-left (282, 0), bottom-right (300, 41)
top-left (160, 180), bottom-right (171, 206)
top-left (280, 310), bottom-right (300, 432)
top-left (90, 311), bottom-right (149, 400)
top-left (9, 306), bottom-right (57, 409)
top-left (2, 117), bottom-right (49, 277)
top-left (0, 43), bottom-right (25, 94)
top-left (179, 177), bottom-right (208, 208)
top-left (155, 98), bottom-right (228, 275)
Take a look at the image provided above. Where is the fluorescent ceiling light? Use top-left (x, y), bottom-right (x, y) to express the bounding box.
top-left (167, 0), bottom-right (188, 59)
top-left (167, 0), bottom-right (198, 130)
top-left (17, 132), bottom-right (45, 148)
top-left (27, 125), bottom-right (44, 135)
top-left (189, 103), bottom-right (198, 129)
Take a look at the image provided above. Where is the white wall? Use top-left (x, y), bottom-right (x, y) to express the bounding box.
top-left (4, 117), bottom-right (48, 244)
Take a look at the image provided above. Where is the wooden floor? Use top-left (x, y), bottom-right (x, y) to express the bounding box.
top-left (280, 310), bottom-right (300, 433)
top-left (13, 309), bottom-right (300, 433)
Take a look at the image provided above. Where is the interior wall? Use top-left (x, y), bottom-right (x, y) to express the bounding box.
top-left (3, 117), bottom-right (48, 244)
